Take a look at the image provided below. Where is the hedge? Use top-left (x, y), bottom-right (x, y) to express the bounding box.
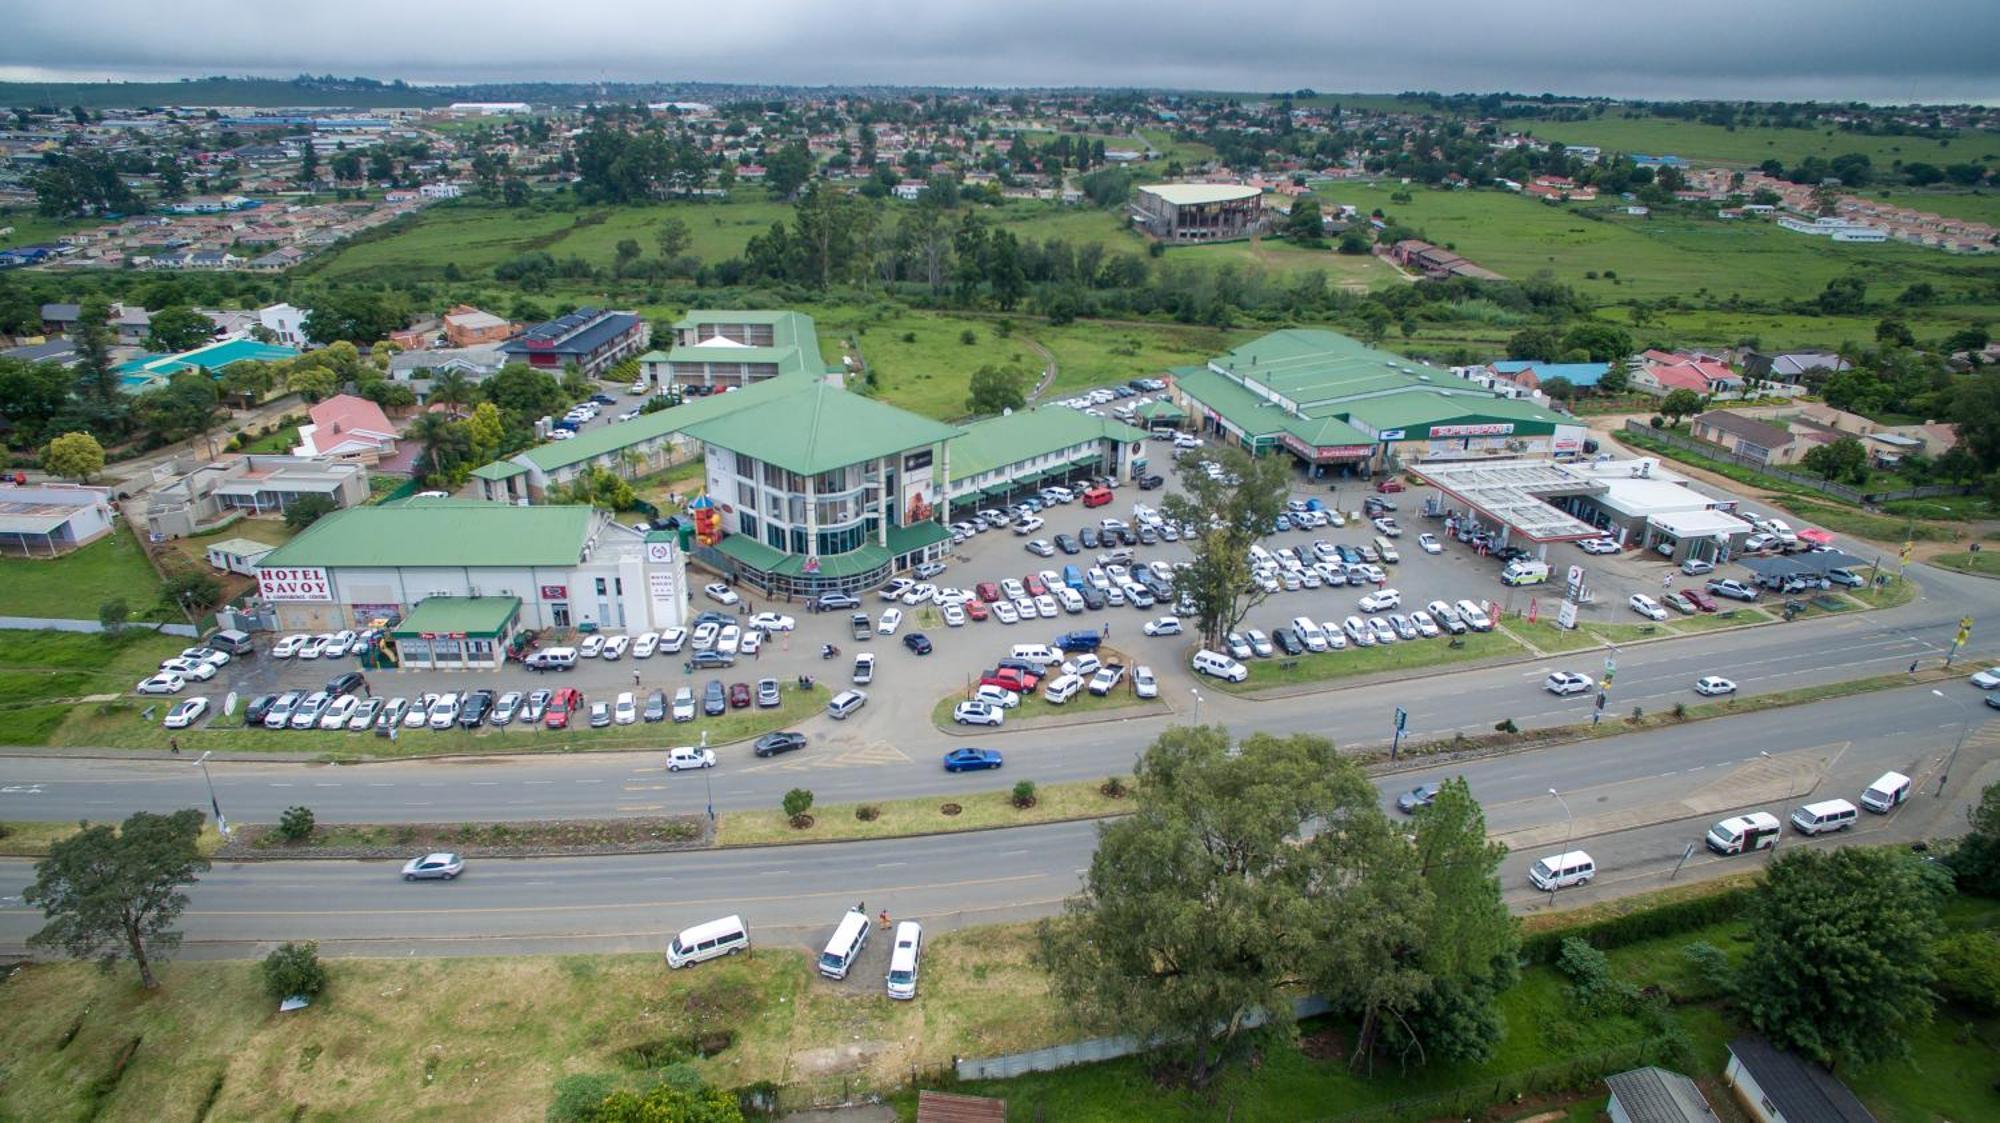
top-left (1520, 887), bottom-right (1754, 965)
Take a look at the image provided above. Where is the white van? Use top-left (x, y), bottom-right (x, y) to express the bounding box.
top-left (1290, 616), bottom-right (1329, 652)
top-left (1500, 559), bottom-right (1551, 586)
top-left (207, 628), bottom-right (256, 655)
top-left (666, 915), bottom-right (750, 968)
top-left (1190, 649), bottom-right (1249, 683)
top-left (1706, 811), bottom-right (1782, 855)
top-left (1860, 771), bottom-right (1911, 813)
top-left (1009, 644), bottom-right (1062, 669)
top-left (886, 921), bottom-right (923, 1000)
top-left (1790, 798), bottom-right (1858, 835)
top-left (1372, 537), bottom-right (1401, 564)
top-left (1042, 673), bottom-right (1084, 704)
top-left (526, 646), bottom-right (577, 670)
top-left (818, 909), bottom-right (872, 980)
top-left (1528, 850), bottom-right (1595, 891)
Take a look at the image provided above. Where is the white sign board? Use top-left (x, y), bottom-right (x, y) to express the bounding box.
top-left (257, 566), bottom-right (331, 602)
top-left (1557, 599), bottom-right (1579, 630)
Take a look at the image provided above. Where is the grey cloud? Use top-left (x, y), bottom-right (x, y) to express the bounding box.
top-left (3, 0), bottom-right (1996, 102)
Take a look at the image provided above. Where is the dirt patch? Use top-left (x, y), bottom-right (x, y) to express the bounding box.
top-left (220, 816), bottom-right (709, 860)
top-left (1297, 1024), bottom-right (1348, 1062)
top-left (789, 1040), bottom-right (894, 1077)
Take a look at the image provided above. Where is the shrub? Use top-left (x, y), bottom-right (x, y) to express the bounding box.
top-left (1494, 718), bottom-right (1518, 734)
top-left (1680, 941), bottom-right (1735, 1000)
top-left (1099, 776), bottom-right (1129, 799)
top-left (1672, 702), bottom-right (1688, 720)
top-left (546, 1073), bottom-right (621, 1123)
top-left (261, 941), bottom-right (327, 1002)
top-left (959, 329), bottom-right (976, 345)
top-left (1935, 930), bottom-right (2000, 1013)
top-left (1556, 937), bottom-right (1637, 1012)
top-left (1629, 705), bottom-right (1645, 723)
top-left (781, 787), bottom-right (814, 828)
top-left (1521, 887), bottom-right (1753, 964)
top-left (97, 599), bottom-right (130, 632)
top-left (276, 805), bottom-right (315, 842)
top-left (1010, 780), bottom-right (1038, 809)
top-left (854, 804), bottom-right (880, 822)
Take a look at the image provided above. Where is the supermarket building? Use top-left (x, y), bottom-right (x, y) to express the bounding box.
top-left (1171, 330), bottom-right (1587, 476)
top-left (252, 503), bottom-right (688, 666)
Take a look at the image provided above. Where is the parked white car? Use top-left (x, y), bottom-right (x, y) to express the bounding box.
top-left (1628, 593), bottom-right (1669, 621)
top-left (877, 608), bottom-right (903, 635)
top-left (703, 582), bottom-right (740, 606)
top-left (747, 612), bottom-right (796, 632)
top-left (1358, 588), bottom-right (1402, 613)
top-left (272, 633), bottom-right (307, 658)
top-left (161, 697), bottom-right (208, 728)
top-left (953, 700), bottom-right (1005, 727)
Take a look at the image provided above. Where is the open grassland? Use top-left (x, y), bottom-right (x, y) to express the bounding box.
top-left (0, 629), bottom-right (187, 746)
top-left (0, 530), bottom-right (168, 622)
top-left (1498, 114), bottom-right (2000, 169)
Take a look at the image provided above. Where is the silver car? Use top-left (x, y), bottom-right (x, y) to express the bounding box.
top-left (401, 852), bottom-right (464, 881)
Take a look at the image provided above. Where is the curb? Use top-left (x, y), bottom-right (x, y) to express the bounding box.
top-left (930, 699), bottom-right (1172, 737)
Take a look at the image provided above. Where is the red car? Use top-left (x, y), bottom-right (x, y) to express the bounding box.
top-left (1376, 478), bottom-right (1406, 493)
top-left (975, 581), bottom-right (1003, 603)
top-left (980, 667), bottom-right (1040, 695)
top-left (1023, 574), bottom-right (1048, 597)
top-left (728, 682), bottom-right (752, 709)
top-left (544, 687), bottom-right (582, 729)
top-left (964, 599), bottom-right (990, 621)
top-left (1682, 588), bottom-right (1718, 613)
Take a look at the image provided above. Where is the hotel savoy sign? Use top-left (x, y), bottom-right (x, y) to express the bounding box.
top-left (257, 566), bottom-right (332, 602)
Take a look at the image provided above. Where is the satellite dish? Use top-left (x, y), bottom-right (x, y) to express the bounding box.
top-left (223, 690), bottom-right (239, 716)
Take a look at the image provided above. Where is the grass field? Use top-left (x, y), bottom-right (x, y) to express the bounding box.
top-left (1930, 550), bottom-right (2000, 578)
top-left (1499, 114), bottom-right (2000, 170)
top-left (0, 629), bottom-right (187, 746)
top-left (0, 530), bottom-right (168, 622)
top-left (1859, 187), bottom-right (2000, 228)
top-left (0, 817), bottom-right (226, 857)
top-left (1209, 629), bottom-right (1521, 693)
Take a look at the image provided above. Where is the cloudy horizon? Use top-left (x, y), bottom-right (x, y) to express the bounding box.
top-left (4, 1), bottom-right (1997, 106)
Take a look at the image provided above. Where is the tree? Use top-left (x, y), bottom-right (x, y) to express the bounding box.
top-left (1540, 376), bottom-right (1575, 402)
top-left (145, 305), bottom-right (215, 352)
top-left (72, 296), bottom-right (119, 405)
top-left (1739, 847), bottom-right (1947, 1066)
top-left (1161, 447), bottom-right (1292, 647)
top-left (261, 940), bottom-right (328, 1002)
top-left (1945, 781), bottom-right (2000, 897)
top-left (1597, 357), bottom-right (1634, 395)
top-left (1875, 318), bottom-right (1915, 349)
top-left (41, 431), bottom-right (105, 483)
top-left (162, 569), bottom-right (224, 614)
top-left (1818, 275), bottom-right (1867, 316)
top-left (964, 364), bottom-right (1028, 416)
top-left (24, 808), bottom-right (210, 989)
top-left (1506, 326), bottom-right (1563, 362)
top-left (1042, 727), bottom-right (1381, 1088)
top-left (301, 290), bottom-right (404, 346)
top-left (655, 216), bottom-right (692, 260)
top-left (1285, 197), bottom-right (1326, 245)
top-left (763, 140), bottom-right (814, 199)
top-left (283, 494), bottom-right (336, 531)
top-left (286, 364), bottom-right (338, 402)
top-left (1801, 436), bottom-right (1869, 484)
top-left (1659, 388), bottom-right (1704, 426)
top-left (429, 369), bottom-right (473, 418)
top-left (1558, 323), bottom-right (1633, 364)
top-left (482, 362), bottom-right (569, 431)
top-left (98, 599), bottom-right (130, 632)
top-left (132, 372), bottom-right (225, 448)
top-left (782, 788), bottom-right (814, 828)
top-left (298, 144), bottom-right (319, 186)
top-left (1945, 374), bottom-right (2000, 473)
top-left (464, 400), bottom-right (506, 464)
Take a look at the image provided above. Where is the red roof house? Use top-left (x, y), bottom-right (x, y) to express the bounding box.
top-left (294, 394), bottom-right (399, 466)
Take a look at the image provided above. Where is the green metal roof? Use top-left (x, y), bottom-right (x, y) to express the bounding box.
top-left (712, 533), bottom-right (888, 578)
top-left (470, 460), bottom-right (527, 481)
top-left (258, 503), bottom-right (594, 569)
top-left (1340, 389), bottom-right (1560, 434)
top-left (886, 520), bottom-right (952, 555)
top-left (391, 596), bottom-right (520, 638)
top-left (666, 311), bottom-right (840, 378)
top-left (513, 372), bottom-right (816, 473)
top-left (947, 405), bottom-right (1147, 482)
top-left (1135, 399), bottom-right (1185, 420)
top-left (1173, 367), bottom-right (1294, 438)
top-left (681, 380), bottom-right (960, 476)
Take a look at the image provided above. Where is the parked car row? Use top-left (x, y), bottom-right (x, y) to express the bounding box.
top-left (184, 674), bottom-right (791, 734)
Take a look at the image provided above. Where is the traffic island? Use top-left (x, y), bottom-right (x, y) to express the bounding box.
top-left (1204, 628), bottom-right (1521, 694)
top-left (218, 815), bottom-right (711, 860)
top-left (716, 776), bottom-right (1135, 847)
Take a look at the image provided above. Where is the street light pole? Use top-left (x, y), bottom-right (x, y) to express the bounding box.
top-left (193, 751), bottom-right (229, 837)
top-left (1930, 689), bottom-right (1973, 798)
top-left (1547, 787), bottom-right (1573, 908)
top-left (1189, 687), bottom-right (1203, 726)
top-left (701, 730), bottom-right (714, 822)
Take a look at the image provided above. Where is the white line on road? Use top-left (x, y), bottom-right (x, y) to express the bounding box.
top-left (469, 782), bottom-right (499, 786)
top-left (268, 783), bottom-right (294, 787)
top-left (574, 779), bottom-right (604, 784)
top-left (875, 862), bottom-right (907, 869)
top-left (524, 781), bottom-right (554, 786)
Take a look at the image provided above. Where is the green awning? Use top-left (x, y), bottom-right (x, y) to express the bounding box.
top-left (711, 532), bottom-right (889, 578)
top-left (391, 596), bottom-right (520, 639)
top-left (886, 519), bottom-right (952, 556)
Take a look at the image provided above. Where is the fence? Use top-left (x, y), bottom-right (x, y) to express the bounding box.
top-left (953, 996), bottom-right (1334, 1082)
top-left (0, 615), bottom-right (197, 637)
top-left (1619, 421), bottom-right (1975, 505)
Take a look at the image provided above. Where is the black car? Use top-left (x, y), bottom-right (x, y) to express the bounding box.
top-left (643, 689), bottom-right (667, 722)
top-left (1272, 628), bottom-right (1304, 656)
top-left (1137, 474), bottom-right (1164, 490)
top-left (458, 689), bottom-right (494, 728)
top-left (244, 693), bottom-right (279, 726)
top-left (1395, 784), bottom-right (1440, 814)
top-left (1078, 584), bottom-right (1106, 610)
top-left (1054, 534), bottom-right (1081, 555)
top-left (1495, 546), bottom-right (1531, 564)
top-left (903, 632), bottom-right (934, 655)
top-left (326, 670), bottom-right (368, 698)
top-left (691, 610), bottom-right (734, 627)
top-left (815, 591), bottom-right (861, 610)
top-left (753, 731), bottom-right (808, 757)
top-left (1114, 526), bottom-right (1138, 546)
top-left (688, 649), bottom-right (734, 669)
top-left (590, 392), bottom-right (617, 405)
top-left (1078, 526), bottom-right (1101, 549)
top-left (702, 679), bottom-right (727, 716)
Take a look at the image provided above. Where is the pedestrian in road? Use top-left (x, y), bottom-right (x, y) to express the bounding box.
top-left (169, 737), bottom-right (180, 755)
top-left (878, 909), bottom-right (891, 931)
top-left (1909, 657), bottom-right (1921, 675)
top-left (633, 669), bottom-right (642, 687)
top-left (1101, 622), bottom-right (1110, 638)
top-left (1662, 573), bottom-right (1673, 591)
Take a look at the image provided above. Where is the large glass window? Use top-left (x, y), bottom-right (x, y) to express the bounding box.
top-left (816, 524), bottom-right (867, 555)
top-left (765, 523), bottom-right (786, 551)
top-left (737, 512), bottom-right (759, 539)
top-left (736, 479), bottom-right (757, 511)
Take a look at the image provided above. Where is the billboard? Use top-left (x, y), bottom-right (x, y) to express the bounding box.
top-left (257, 566), bottom-right (331, 602)
top-left (1430, 422), bottom-right (1515, 438)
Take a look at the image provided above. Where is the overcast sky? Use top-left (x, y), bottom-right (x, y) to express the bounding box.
top-left (4, 1), bottom-right (1997, 104)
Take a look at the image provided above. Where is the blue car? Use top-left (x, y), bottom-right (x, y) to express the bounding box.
top-left (1273, 514), bottom-right (1292, 532)
top-left (943, 747), bottom-right (1004, 773)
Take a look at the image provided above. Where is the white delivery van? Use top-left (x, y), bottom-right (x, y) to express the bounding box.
top-left (1528, 850), bottom-right (1595, 891)
top-left (886, 921), bottom-right (923, 1000)
top-left (817, 909), bottom-right (872, 980)
top-left (1705, 811), bottom-right (1782, 855)
top-left (1009, 644), bottom-right (1062, 669)
top-left (1860, 771), bottom-right (1911, 813)
top-left (666, 915), bottom-right (750, 968)
top-left (1790, 798), bottom-right (1858, 835)
top-left (1500, 559), bottom-right (1551, 586)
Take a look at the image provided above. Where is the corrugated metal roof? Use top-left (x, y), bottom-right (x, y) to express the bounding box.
top-left (258, 504), bottom-right (594, 569)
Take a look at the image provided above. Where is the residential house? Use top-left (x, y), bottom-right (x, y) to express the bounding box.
top-left (1743, 351), bottom-right (1850, 381)
top-left (1603, 1066), bottom-right (1714, 1123)
top-left (0, 481), bottom-right (119, 556)
top-left (498, 307), bottom-right (648, 379)
top-left (257, 303), bottom-right (309, 347)
top-left (40, 302), bottom-right (152, 345)
top-left (144, 454), bottom-right (369, 539)
top-left (1634, 355), bottom-right (1742, 398)
top-left (1690, 410), bottom-right (1804, 466)
top-left (1385, 239), bottom-right (1505, 281)
top-left (419, 182), bottom-right (462, 200)
top-left (388, 347), bottom-right (510, 398)
top-left (293, 394), bottom-right (400, 467)
top-left (204, 535), bottom-right (276, 575)
top-left (1722, 1037), bottom-right (1876, 1123)
top-left (1485, 361), bottom-right (1609, 392)
top-left (442, 305), bottom-right (517, 348)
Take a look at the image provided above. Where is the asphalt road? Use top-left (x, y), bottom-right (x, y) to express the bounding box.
top-left (4, 567), bottom-right (1989, 828)
top-left (3, 681), bottom-right (1989, 959)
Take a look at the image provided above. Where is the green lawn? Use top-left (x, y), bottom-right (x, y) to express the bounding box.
top-left (1930, 551), bottom-right (2000, 579)
top-left (1033, 320), bottom-right (1245, 399)
top-left (1210, 629), bottom-right (1522, 693)
top-left (0, 629), bottom-right (188, 747)
top-left (238, 422), bottom-right (301, 453)
top-left (717, 775), bottom-right (1134, 847)
top-left (0, 531), bottom-right (168, 622)
top-left (1497, 114), bottom-right (2000, 170)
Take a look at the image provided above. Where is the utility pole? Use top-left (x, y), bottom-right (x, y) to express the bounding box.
top-left (1930, 688), bottom-right (1972, 798)
top-left (194, 751), bottom-right (229, 837)
top-left (1547, 788), bottom-right (1573, 908)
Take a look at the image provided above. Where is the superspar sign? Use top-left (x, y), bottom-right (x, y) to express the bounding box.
top-left (257, 566), bottom-right (331, 602)
top-left (1429, 422), bottom-right (1515, 438)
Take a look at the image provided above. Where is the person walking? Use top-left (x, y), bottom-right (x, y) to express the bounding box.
top-left (633, 669), bottom-right (642, 687)
top-left (1101, 622), bottom-right (1110, 638)
top-left (169, 737), bottom-right (180, 755)
top-left (878, 909), bottom-right (891, 931)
